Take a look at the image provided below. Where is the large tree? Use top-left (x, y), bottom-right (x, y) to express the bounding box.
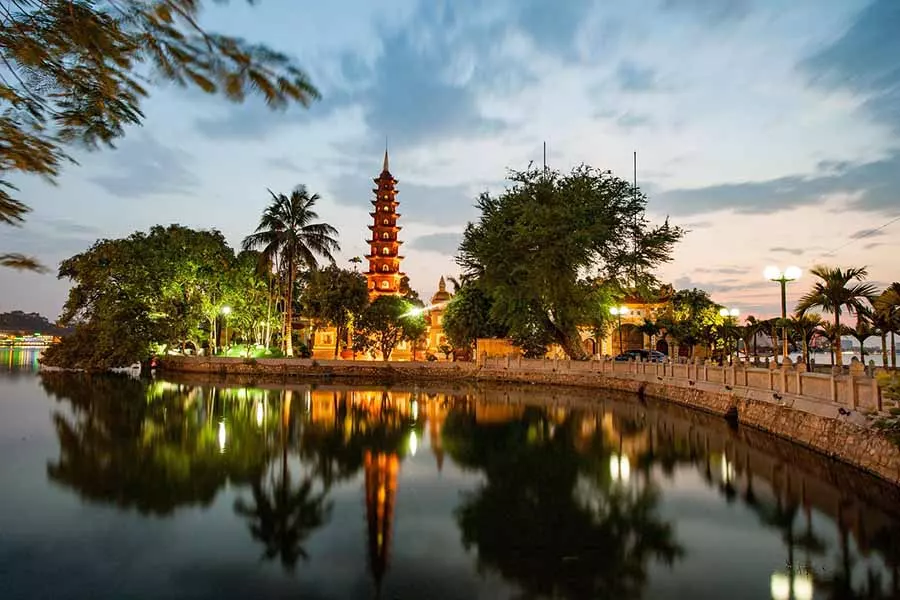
top-left (458, 165), bottom-right (682, 360)
top-left (42, 224), bottom-right (235, 368)
top-left (242, 186), bottom-right (339, 357)
top-left (656, 288), bottom-right (722, 359)
top-left (795, 266), bottom-right (877, 367)
top-left (440, 280), bottom-right (507, 352)
top-left (352, 295), bottom-right (427, 360)
top-left (300, 264), bottom-right (369, 358)
top-left (1, 0), bottom-right (319, 269)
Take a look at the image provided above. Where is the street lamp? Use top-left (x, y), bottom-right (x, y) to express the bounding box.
top-left (609, 306), bottom-right (629, 355)
top-left (719, 307), bottom-right (739, 364)
top-left (764, 266), bottom-right (801, 363)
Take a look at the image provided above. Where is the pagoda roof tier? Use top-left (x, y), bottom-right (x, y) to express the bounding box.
top-left (372, 187), bottom-right (398, 194)
top-left (367, 225), bottom-right (402, 231)
top-left (370, 199), bottom-right (399, 206)
top-left (365, 239), bottom-right (404, 246)
top-left (372, 176), bottom-right (398, 185)
top-left (369, 212), bottom-right (401, 218)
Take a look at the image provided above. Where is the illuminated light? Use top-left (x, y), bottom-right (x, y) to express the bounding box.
top-left (409, 431), bottom-right (418, 456)
top-left (792, 573), bottom-right (813, 600)
top-left (256, 402), bottom-right (264, 427)
top-left (411, 400), bottom-right (418, 422)
top-left (609, 454), bottom-right (630, 482)
top-left (720, 456), bottom-right (735, 483)
top-left (221, 305), bottom-right (232, 315)
top-left (784, 266), bottom-right (802, 281)
top-left (770, 572), bottom-right (790, 600)
top-left (218, 421), bottom-right (227, 453)
top-left (609, 306), bottom-right (630, 316)
top-left (764, 265), bottom-right (781, 281)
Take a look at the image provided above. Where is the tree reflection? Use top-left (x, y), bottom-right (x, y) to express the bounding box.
top-left (41, 374), bottom-right (270, 515)
top-left (234, 390), bottom-right (332, 571)
top-left (444, 407), bottom-right (683, 599)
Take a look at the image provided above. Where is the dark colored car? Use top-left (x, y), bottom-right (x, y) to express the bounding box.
top-left (614, 349), bottom-right (667, 363)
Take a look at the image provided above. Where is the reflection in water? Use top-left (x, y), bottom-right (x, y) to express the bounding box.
top-left (32, 374), bottom-right (900, 598)
top-left (0, 347), bottom-right (40, 373)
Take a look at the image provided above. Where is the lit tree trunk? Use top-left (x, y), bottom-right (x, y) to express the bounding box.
top-left (552, 321), bottom-right (589, 361)
top-left (834, 311), bottom-right (843, 367)
top-left (334, 323), bottom-right (342, 359)
top-left (209, 315), bottom-right (217, 356)
top-left (284, 260), bottom-right (294, 357)
top-left (882, 333), bottom-right (888, 367)
top-left (892, 333), bottom-right (897, 369)
top-left (264, 274), bottom-right (273, 348)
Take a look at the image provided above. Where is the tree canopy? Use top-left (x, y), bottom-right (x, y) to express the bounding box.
top-left (300, 264), bottom-right (369, 357)
top-left (1, 0), bottom-right (320, 268)
top-left (352, 295), bottom-right (427, 360)
top-left (458, 165), bottom-right (683, 359)
top-left (42, 224), bottom-right (264, 369)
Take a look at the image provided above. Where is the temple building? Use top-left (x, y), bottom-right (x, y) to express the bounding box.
top-left (309, 150), bottom-right (451, 360)
top-left (364, 150), bottom-right (406, 298)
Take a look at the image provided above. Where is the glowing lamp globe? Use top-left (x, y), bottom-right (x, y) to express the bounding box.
top-left (764, 266), bottom-right (781, 281)
top-left (784, 266), bottom-right (802, 281)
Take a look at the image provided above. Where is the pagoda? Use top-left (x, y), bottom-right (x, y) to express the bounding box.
top-left (364, 150), bottom-right (405, 299)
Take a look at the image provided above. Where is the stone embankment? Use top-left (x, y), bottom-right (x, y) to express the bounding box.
top-left (159, 354), bottom-right (900, 485)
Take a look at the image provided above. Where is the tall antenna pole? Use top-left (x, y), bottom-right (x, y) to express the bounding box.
top-left (632, 151), bottom-right (638, 290)
top-left (543, 141), bottom-right (547, 171)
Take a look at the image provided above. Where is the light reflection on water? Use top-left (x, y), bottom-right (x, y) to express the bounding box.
top-left (1, 367), bottom-right (899, 599)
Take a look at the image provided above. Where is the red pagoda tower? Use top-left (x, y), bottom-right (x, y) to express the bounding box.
top-left (364, 150), bottom-right (405, 298)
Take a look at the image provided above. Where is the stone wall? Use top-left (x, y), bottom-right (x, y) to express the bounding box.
top-left (158, 355), bottom-right (900, 485)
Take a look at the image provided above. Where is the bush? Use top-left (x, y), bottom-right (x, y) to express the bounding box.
top-left (426, 353), bottom-right (438, 362)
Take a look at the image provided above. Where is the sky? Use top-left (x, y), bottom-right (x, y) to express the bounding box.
top-left (2, 0), bottom-right (899, 320)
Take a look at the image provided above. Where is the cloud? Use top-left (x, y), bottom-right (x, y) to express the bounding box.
top-left (864, 242), bottom-right (884, 251)
top-left (354, 15), bottom-right (506, 146)
top-left (694, 266), bottom-right (749, 275)
top-left (616, 61), bottom-right (658, 92)
top-left (514, 0), bottom-right (596, 57)
top-left (683, 220), bottom-right (712, 229)
top-left (407, 232), bottom-right (463, 255)
top-left (660, 0), bottom-right (754, 23)
top-left (769, 246), bottom-right (806, 256)
top-left (849, 227), bottom-right (887, 240)
top-left (616, 112), bottom-right (655, 130)
top-left (265, 156), bottom-right (302, 173)
top-left (89, 135), bottom-right (197, 198)
top-left (328, 170), bottom-right (479, 227)
top-left (194, 94), bottom-right (348, 142)
top-left (801, 0), bottom-right (900, 134)
top-left (654, 151), bottom-right (900, 216)
top-left (672, 276), bottom-right (769, 296)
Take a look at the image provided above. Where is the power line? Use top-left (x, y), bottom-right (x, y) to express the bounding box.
top-left (810, 214), bottom-right (900, 262)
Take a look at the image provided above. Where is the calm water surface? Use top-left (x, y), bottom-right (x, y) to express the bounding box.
top-left (2, 348), bottom-right (899, 599)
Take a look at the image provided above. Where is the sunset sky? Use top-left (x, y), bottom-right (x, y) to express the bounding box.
top-left (2, 0), bottom-right (898, 320)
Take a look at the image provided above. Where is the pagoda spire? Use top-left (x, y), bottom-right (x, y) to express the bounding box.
top-left (364, 148), bottom-right (405, 298)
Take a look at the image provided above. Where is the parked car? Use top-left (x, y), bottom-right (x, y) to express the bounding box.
top-left (614, 349), bottom-right (667, 363)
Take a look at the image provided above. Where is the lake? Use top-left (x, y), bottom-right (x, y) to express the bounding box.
top-left (1, 348), bottom-right (899, 599)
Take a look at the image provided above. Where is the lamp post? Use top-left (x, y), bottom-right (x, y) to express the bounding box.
top-left (719, 307), bottom-right (739, 365)
top-left (764, 266), bottom-right (801, 364)
top-left (609, 306), bottom-right (629, 355)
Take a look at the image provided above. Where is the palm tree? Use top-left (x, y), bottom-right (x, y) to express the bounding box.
top-left (243, 186), bottom-right (339, 356)
top-left (741, 315), bottom-right (763, 363)
top-left (875, 283), bottom-right (900, 369)
top-left (849, 314), bottom-right (878, 364)
top-left (790, 312), bottom-right (824, 369)
top-left (795, 266), bottom-right (877, 368)
top-left (819, 321), bottom-right (852, 366)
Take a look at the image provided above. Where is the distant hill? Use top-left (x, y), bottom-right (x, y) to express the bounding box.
top-left (0, 311), bottom-right (73, 336)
